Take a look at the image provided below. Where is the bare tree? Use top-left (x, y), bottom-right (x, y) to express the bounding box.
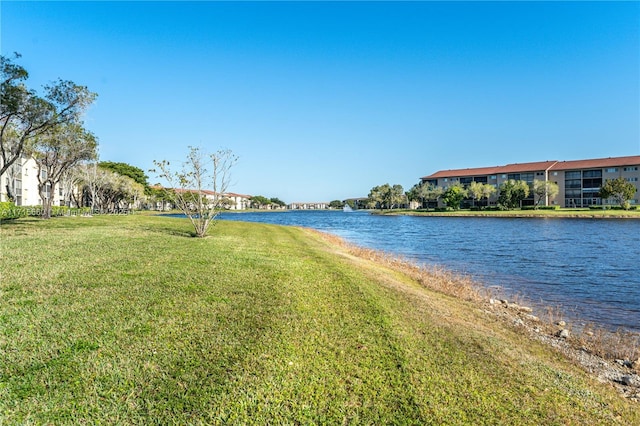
top-left (59, 168), bottom-right (83, 207)
top-left (73, 162), bottom-right (105, 212)
top-left (152, 147), bottom-right (238, 237)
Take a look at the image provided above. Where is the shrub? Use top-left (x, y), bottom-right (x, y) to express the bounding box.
top-left (0, 202), bottom-right (27, 221)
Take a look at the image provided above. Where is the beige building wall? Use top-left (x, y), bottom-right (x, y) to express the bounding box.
top-left (0, 157), bottom-right (63, 206)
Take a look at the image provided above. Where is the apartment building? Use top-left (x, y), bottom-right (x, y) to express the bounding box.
top-left (0, 156), bottom-right (64, 206)
top-left (420, 155), bottom-right (640, 208)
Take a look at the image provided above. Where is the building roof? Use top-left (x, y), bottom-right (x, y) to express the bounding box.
top-left (422, 161), bottom-right (558, 179)
top-left (549, 155), bottom-right (640, 170)
top-left (421, 155), bottom-right (640, 180)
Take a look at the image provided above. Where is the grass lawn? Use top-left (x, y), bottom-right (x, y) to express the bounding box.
top-left (0, 215), bottom-right (637, 424)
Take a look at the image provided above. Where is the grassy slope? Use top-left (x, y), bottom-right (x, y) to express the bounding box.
top-left (0, 215), bottom-right (637, 424)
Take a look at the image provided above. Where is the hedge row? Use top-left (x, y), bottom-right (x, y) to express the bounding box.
top-left (0, 203), bottom-right (91, 220)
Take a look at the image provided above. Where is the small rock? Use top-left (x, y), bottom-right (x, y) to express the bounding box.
top-left (526, 314), bottom-right (539, 322)
top-left (500, 299), bottom-right (508, 305)
top-left (557, 329), bottom-right (570, 339)
top-left (633, 359), bottom-right (640, 371)
top-left (508, 303), bottom-right (520, 310)
top-left (514, 318), bottom-right (524, 327)
top-left (557, 321), bottom-right (566, 327)
top-left (621, 376), bottom-right (633, 386)
top-left (585, 331), bottom-right (594, 337)
top-left (489, 298), bottom-right (496, 305)
top-left (616, 359), bottom-right (626, 366)
top-left (519, 306), bottom-right (533, 313)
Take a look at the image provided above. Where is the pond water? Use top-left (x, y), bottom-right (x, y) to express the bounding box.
top-left (199, 210), bottom-right (639, 332)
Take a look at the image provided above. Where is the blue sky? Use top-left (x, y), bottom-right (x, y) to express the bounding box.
top-left (2, 1), bottom-right (639, 202)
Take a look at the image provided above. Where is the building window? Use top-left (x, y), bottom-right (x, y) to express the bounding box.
top-left (553, 172), bottom-right (558, 176)
top-left (490, 175), bottom-right (496, 180)
top-left (626, 177), bottom-right (639, 182)
top-left (501, 174), bottom-right (507, 179)
top-left (605, 168), bottom-right (618, 173)
top-left (582, 169), bottom-right (602, 178)
top-left (444, 178), bottom-right (448, 182)
top-left (623, 166), bottom-right (638, 172)
top-left (460, 177), bottom-right (473, 186)
top-left (536, 172), bottom-right (544, 176)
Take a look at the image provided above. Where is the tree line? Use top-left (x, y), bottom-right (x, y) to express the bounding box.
top-left (368, 177), bottom-right (636, 210)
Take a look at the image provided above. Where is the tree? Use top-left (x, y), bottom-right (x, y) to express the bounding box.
top-left (270, 197), bottom-right (286, 208)
top-left (250, 195), bottom-right (271, 209)
top-left (390, 184), bottom-right (405, 209)
top-left (89, 169), bottom-right (144, 213)
top-left (441, 183), bottom-right (467, 210)
top-left (498, 180), bottom-right (530, 209)
top-left (30, 123), bottom-right (98, 218)
top-left (99, 161), bottom-right (150, 193)
top-left (467, 181), bottom-right (484, 208)
top-left (533, 179), bottom-right (559, 208)
top-left (480, 183), bottom-right (497, 208)
top-left (367, 184), bottom-right (387, 209)
top-left (421, 183), bottom-right (444, 209)
top-left (148, 185), bottom-right (174, 211)
top-left (152, 147), bottom-right (238, 237)
top-left (73, 162), bottom-right (105, 212)
top-left (1, 54), bottom-right (96, 177)
top-left (367, 183), bottom-right (405, 209)
top-left (406, 184), bottom-right (421, 203)
top-left (600, 177), bottom-right (637, 209)
top-left (328, 200), bottom-right (344, 209)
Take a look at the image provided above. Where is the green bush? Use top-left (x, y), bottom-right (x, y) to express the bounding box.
top-left (0, 202), bottom-right (27, 221)
top-left (539, 205), bottom-right (560, 210)
top-left (3, 205), bottom-right (92, 218)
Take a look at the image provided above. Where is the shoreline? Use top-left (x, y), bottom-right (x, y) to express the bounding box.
top-left (374, 209), bottom-right (640, 219)
top-left (306, 227), bottom-right (640, 400)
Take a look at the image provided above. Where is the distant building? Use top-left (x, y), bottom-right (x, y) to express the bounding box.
top-left (150, 186), bottom-right (252, 211)
top-left (222, 192), bottom-right (252, 210)
top-left (288, 202), bottom-right (329, 210)
top-left (421, 155), bottom-right (640, 208)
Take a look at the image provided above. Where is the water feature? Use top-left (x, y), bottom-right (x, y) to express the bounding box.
top-left (175, 210), bottom-right (640, 332)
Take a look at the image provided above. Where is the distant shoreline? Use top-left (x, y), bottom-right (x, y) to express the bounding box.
top-left (374, 209), bottom-right (640, 219)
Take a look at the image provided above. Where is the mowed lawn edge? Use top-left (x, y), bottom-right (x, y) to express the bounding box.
top-left (0, 215), bottom-right (637, 424)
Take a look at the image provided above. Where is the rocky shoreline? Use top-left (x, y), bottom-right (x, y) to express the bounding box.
top-left (484, 298), bottom-right (640, 401)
